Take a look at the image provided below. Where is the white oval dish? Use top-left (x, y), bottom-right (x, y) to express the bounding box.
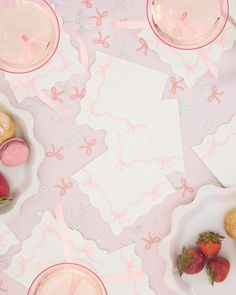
top-left (0, 94), bottom-right (44, 221)
top-left (159, 184), bottom-right (236, 295)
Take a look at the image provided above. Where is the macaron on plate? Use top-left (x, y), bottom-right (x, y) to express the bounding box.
top-left (0, 94), bottom-right (44, 221)
top-left (159, 185), bottom-right (236, 295)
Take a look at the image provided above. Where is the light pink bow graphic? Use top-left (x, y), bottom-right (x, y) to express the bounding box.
top-left (208, 86), bottom-right (224, 104)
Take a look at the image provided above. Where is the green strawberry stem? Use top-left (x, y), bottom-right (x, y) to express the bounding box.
top-left (198, 232), bottom-right (225, 244)
top-left (206, 267), bottom-right (217, 286)
top-left (0, 197), bottom-right (11, 204)
top-left (177, 247), bottom-right (194, 276)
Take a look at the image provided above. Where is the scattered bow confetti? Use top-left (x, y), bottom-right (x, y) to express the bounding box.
top-left (70, 87), bottom-right (86, 101)
top-left (80, 138), bottom-right (97, 155)
top-left (141, 232), bottom-right (163, 250)
top-left (81, 0), bottom-right (92, 8)
top-left (93, 32), bottom-right (110, 48)
top-left (170, 77), bottom-right (184, 94)
top-left (51, 87), bottom-right (64, 103)
top-left (176, 179), bottom-right (194, 197)
top-left (89, 8), bottom-right (109, 26)
top-left (136, 38), bottom-right (149, 56)
top-left (208, 86), bottom-right (224, 104)
top-left (46, 144), bottom-right (64, 160)
top-left (54, 178), bottom-right (73, 196)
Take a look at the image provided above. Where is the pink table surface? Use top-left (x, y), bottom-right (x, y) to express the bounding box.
top-left (1, 0), bottom-right (236, 294)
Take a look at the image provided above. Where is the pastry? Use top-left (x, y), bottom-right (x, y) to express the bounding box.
top-left (224, 208), bottom-right (236, 239)
top-left (0, 112), bottom-right (14, 144)
top-left (0, 138), bottom-right (29, 167)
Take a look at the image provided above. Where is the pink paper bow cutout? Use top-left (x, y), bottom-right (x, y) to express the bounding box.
top-left (81, 0), bottom-right (92, 8)
top-left (51, 87), bottom-right (64, 103)
top-left (208, 86), bottom-right (224, 104)
top-left (80, 138), bottom-right (97, 155)
top-left (177, 179), bottom-right (194, 197)
top-left (55, 178), bottom-right (73, 196)
top-left (136, 38), bottom-right (149, 56)
top-left (89, 8), bottom-right (109, 26)
top-left (93, 32), bottom-right (110, 48)
top-left (170, 77), bottom-right (184, 94)
top-left (70, 87), bottom-right (86, 101)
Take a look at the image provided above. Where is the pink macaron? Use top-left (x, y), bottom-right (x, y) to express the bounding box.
top-left (0, 138), bottom-right (29, 167)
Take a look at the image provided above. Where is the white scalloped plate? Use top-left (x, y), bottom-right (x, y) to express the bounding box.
top-left (159, 184), bottom-right (236, 295)
top-left (0, 94), bottom-right (44, 222)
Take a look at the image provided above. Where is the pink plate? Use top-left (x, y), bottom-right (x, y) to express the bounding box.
top-left (28, 263), bottom-right (108, 295)
top-left (0, 0), bottom-right (60, 74)
top-left (147, 0), bottom-right (229, 50)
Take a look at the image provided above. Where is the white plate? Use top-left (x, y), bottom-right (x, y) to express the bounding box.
top-left (0, 94), bottom-right (44, 222)
top-left (159, 184), bottom-right (236, 295)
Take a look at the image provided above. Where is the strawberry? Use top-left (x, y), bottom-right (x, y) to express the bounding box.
top-left (197, 232), bottom-right (225, 258)
top-left (0, 172), bottom-right (10, 204)
top-left (177, 247), bottom-right (206, 276)
top-left (206, 257), bottom-right (230, 285)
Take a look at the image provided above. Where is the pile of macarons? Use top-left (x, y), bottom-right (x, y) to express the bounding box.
top-left (0, 111), bottom-right (29, 205)
top-left (0, 111), bottom-right (29, 167)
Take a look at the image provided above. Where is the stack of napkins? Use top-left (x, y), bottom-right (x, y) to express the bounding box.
top-left (73, 52), bottom-right (185, 235)
top-left (5, 211), bottom-right (155, 294)
top-left (193, 115), bottom-right (236, 187)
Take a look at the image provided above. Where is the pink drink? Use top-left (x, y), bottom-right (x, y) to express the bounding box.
top-left (28, 263), bottom-right (107, 295)
top-left (147, 0), bottom-right (229, 49)
top-left (0, 0), bottom-right (60, 73)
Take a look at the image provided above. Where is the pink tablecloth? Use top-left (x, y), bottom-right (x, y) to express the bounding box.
top-left (1, 0), bottom-right (236, 294)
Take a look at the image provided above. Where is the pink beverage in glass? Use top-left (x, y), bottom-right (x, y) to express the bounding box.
top-left (28, 263), bottom-right (108, 295)
top-left (0, 0), bottom-right (60, 73)
top-left (147, 0), bottom-right (229, 50)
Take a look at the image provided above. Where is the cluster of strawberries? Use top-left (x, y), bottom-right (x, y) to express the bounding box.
top-left (0, 173), bottom-right (10, 204)
top-left (177, 231), bottom-right (230, 285)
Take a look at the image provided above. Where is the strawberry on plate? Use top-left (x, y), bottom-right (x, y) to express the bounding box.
top-left (206, 257), bottom-right (230, 285)
top-left (177, 247), bottom-right (206, 276)
top-left (0, 172), bottom-right (10, 204)
top-left (197, 231), bottom-right (225, 258)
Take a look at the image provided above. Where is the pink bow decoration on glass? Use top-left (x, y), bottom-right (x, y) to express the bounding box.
top-left (19, 32), bottom-right (50, 63)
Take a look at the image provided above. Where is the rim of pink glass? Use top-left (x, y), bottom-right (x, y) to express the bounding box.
top-left (146, 0), bottom-right (230, 50)
top-left (0, 0), bottom-right (61, 74)
top-left (27, 262), bottom-right (108, 295)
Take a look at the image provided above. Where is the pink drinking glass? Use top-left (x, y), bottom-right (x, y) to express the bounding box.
top-left (0, 0), bottom-right (60, 74)
top-left (147, 0), bottom-right (229, 50)
top-left (28, 263), bottom-right (108, 295)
